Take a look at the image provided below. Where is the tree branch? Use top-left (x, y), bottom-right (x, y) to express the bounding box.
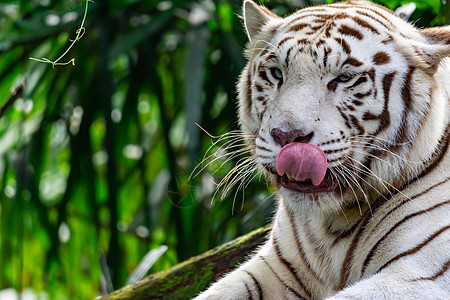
top-left (0, 84), bottom-right (24, 118)
top-left (98, 225), bottom-right (271, 300)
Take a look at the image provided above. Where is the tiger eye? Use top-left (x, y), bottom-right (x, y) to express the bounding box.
top-left (336, 74), bottom-right (352, 82)
top-left (271, 68), bottom-right (283, 80)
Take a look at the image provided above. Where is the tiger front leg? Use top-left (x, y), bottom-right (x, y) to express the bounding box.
top-left (194, 244), bottom-right (306, 300)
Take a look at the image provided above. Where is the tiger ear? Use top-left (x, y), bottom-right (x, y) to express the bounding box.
top-left (415, 26), bottom-right (450, 71)
top-left (243, 0), bottom-right (278, 42)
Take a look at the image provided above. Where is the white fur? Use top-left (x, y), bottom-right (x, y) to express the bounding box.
top-left (195, 1), bottom-right (450, 299)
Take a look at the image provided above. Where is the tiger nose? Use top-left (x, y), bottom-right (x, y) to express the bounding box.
top-left (270, 128), bottom-right (314, 147)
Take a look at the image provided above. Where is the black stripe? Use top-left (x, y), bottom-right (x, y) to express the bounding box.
top-left (259, 70), bottom-right (271, 85)
top-left (278, 36), bottom-right (294, 48)
top-left (323, 147), bottom-right (349, 155)
top-left (412, 258), bottom-right (450, 281)
top-left (246, 70), bottom-right (252, 113)
top-left (416, 125), bottom-right (450, 180)
top-left (349, 114), bottom-right (365, 135)
top-left (256, 96), bottom-right (265, 102)
top-left (363, 72), bottom-right (396, 134)
top-left (255, 84), bottom-right (263, 93)
top-left (337, 106), bottom-right (352, 130)
top-left (390, 66), bottom-right (415, 153)
top-left (266, 52), bottom-right (277, 61)
top-left (301, 218), bottom-right (328, 265)
top-left (339, 195), bottom-right (387, 289)
top-left (326, 157), bottom-right (347, 165)
top-left (346, 104), bottom-right (355, 111)
top-left (244, 283), bottom-right (253, 300)
top-left (362, 196), bottom-right (450, 275)
top-left (257, 154), bottom-right (272, 159)
top-left (351, 15), bottom-right (380, 35)
top-left (338, 25), bottom-right (363, 40)
top-left (377, 225), bottom-right (450, 274)
top-left (244, 270), bottom-right (263, 300)
top-left (348, 76), bottom-right (367, 89)
top-left (318, 138), bottom-right (343, 146)
top-left (285, 47), bottom-right (292, 68)
top-left (258, 135), bottom-right (268, 144)
top-left (256, 145), bottom-right (272, 153)
top-left (355, 10), bottom-right (392, 30)
top-left (338, 214), bottom-right (369, 289)
top-left (354, 90), bottom-right (372, 99)
top-left (257, 255), bottom-right (304, 299)
top-left (286, 206), bottom-right (325, 285)
top-left (362, 6), bottom-right (395, 27)
top-left (334, 37), bottom-right (351, 55)
top-left (323, 47), bottom-right (329, 68)
top-left (273, 235), bottom-right (312, 299)
top-left (342, 57), bottom-right (363, 67)
top-left (287, 23), bottom-right (309, 32)
top-left (369, 176), bottom-right (450, 238)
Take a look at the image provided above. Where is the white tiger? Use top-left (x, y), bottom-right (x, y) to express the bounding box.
top-left (195, 0), bottom-right (450, 299)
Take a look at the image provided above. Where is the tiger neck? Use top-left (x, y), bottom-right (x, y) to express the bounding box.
top-left (273, 199), bottom-right (365, 287)
top-left (278, 198), bottom-right (368, 235)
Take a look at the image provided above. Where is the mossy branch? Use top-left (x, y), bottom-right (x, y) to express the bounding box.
top-left (29, 0), bottom-right (91, 68)
top-left (98, 226), bottom-right (271, 300)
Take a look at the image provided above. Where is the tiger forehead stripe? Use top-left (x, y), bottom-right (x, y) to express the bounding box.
top-left (358, 6), bottom-right (395, 27)
top-left (286, 23), bottom-right (309, 33)
top-left (351, 15), bottom-right (380, 35)
top-left (265, 52), bottom-right (277, 61)
top-left (338, 25), bottom-right (364, 40)
top-left (333, 37), bottom-right (351, 54)
top-left (285, 47), bottom-right (292, 67)
top-left (284, 6), bottom-right (394, 35)
top-left (285, 13), bottom-right (337, 27)
top-left (342, 57), bottom-right (363, 67)
top-left (372, 51), bottom-right (391, 65)
top-left (277, 36), bottom-right (294, 48)
top-left (355, 9), bottom-right (393, 30)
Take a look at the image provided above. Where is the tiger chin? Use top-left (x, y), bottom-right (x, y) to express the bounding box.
top-left (195, 0), bottom-right (450, 299)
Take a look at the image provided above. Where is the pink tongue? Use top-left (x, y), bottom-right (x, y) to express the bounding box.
top-left (276, 143), bottom-right (327, 186)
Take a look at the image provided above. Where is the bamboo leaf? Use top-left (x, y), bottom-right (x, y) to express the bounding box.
top-left (100, 252), bottom-right (114, 295)
top-left (126, 245), bottom-right (168, 285)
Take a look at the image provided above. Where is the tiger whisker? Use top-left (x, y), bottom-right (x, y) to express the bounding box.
top-left (192, 145), bottom-right (252, 180)
top-left (248, 42), bottom-right (276, 61)
top-left (350, 134), bottom-right (414, 147)
top-left (350, 148), bottom-right (406, 181)
top-left (222, 161), bottom-right (257, 199)
top-left (344, 156), bottom-right (422, 211)
top-left (232, 168), bottom-right (262, 214)
top-left (350, 139), bottom-right (425, 165)
top-left (334, 164), bottom-right (364, 215)
top-left (214, 156), bottom-right (255, 192)
top-left (191, 130), bottom-right (255, 179)
top-left (339, 163), bottom-right (371, 207)
top-left (329, 167), bottom-right (351, 224)
top-left (216, 156), bottom-right (257, 201)
top-left (349, 141), bottom-right (422, 180)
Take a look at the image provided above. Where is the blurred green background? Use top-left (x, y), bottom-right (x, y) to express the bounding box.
top-left (0, 0), bottom-right (447, 299)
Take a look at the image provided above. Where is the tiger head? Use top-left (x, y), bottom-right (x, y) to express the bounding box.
top-left (237, 0), bottom-right (450, 213)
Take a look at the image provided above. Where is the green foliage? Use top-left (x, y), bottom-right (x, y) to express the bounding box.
top-left (0, 0), bottom-right (447, 299)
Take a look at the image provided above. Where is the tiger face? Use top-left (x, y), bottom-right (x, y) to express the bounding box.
top-left (238, 0), bottom-right (450, 213)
